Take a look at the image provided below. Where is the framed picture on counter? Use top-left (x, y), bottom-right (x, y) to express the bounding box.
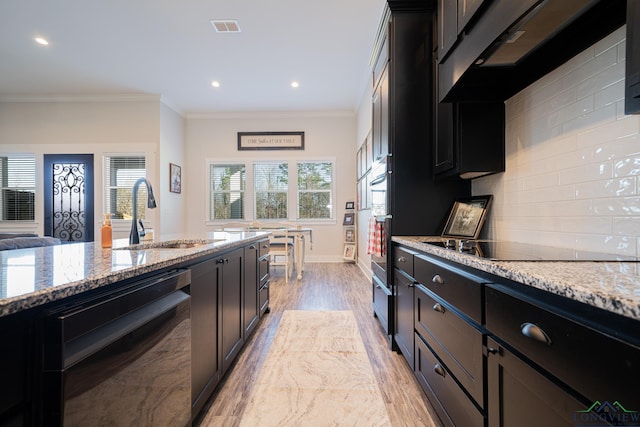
top-left (442, 195), bottom-right (492, 239)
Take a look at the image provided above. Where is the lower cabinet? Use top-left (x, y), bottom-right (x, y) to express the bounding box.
top-left (486, 337), bottom-right (584, 427)
top-left (0, 312), bottom-right (30, 426)
top-left (190, 257), bottom-right (220, 418)
top-left (220, 248), bottom-right (244, 373)
top-left (415, 334), bottom-right (484, 427)
top-left (190, 239), bottom-right (270, 421)
top-left (394, 269), bottom-right (415, 369)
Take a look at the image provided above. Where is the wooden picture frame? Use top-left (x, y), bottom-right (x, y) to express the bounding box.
top-left (345, 201), bottom-right (355, 210)
top-left (343, 212), bottom-right (355, 226)
top-left (442, 195), bottom-right (492, 239)
top-left (169, 163), bottom-right (182, 194)
top-left (343, 244), bottom-right (356, 260)
top-left (237, 131), bottom-right (304, 150)
top-left (344, 227), bottom-right (355, 243)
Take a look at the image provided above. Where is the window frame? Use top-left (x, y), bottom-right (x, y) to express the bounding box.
top-left (103, 154), bottom-right (148, 223)
top-left (209, 162), bottom-right (247, 221)
top-left (206, 157), bottom-right (336, 225)
top-left (0, 154), bottom-right (36, 222)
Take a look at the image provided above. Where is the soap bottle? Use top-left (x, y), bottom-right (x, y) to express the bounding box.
top-left (101, 213), bottom-right (112, 248)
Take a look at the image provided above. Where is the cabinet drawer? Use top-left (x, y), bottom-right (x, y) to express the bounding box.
top-left (415, 334), bottom-right (484, 427)
top-left (393, 246), bottom-right (415, 277)
top-left (259, 257), bottom-right (269, 284)
top-left (259, 281), bottom-right (269, 315)
top-left (373, 275), bottom-right (393, 335)
top-left (486, 284), bottom-right (640, 408)
top-left (414, 254), bottom-right (483, 323)
top-left (415, 284), bottom-right (483, 406)
top-left (258, 239), bottom-right (270, 258)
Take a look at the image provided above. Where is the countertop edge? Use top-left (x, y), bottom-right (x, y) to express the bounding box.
top-left (0, 234), bottom-right (267, 318)
top-left (392, 236), bottom-right (640, 321)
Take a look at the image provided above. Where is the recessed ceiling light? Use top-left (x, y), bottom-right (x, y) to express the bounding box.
top-left (291, 81), bottom-right (299, 88)
top-left (211, 81), bottom-right (220, 88)
top-left (211, 20), bottom-right (241, 33)
top-left (33, 37), bottom-right (49, 46)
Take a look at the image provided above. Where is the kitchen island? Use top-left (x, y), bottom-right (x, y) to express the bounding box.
top-left (0, 231), bottom-right (271, 426)
top-left (392, 235), bottom-right (640, 427)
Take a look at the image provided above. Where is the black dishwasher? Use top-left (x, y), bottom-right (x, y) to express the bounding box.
top-left (41, 269), bottom-right (191, 427)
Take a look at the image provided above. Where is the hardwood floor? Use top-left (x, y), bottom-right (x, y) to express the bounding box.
top-left (195, 263), bottom-right (442, 427)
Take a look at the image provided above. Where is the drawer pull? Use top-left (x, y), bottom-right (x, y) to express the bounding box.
top-left (397, 256), bottom-right (406, 263)
top-left (249, 245), bottom-right (256, 250)
top-left (432, 303), bottom-right (445, 314)
top-left (520, 323), bottom-right (552, 346)
top-left (434, 363), bottom-right (446, 378)
top-left (432, 274), bottom-right (444, 284)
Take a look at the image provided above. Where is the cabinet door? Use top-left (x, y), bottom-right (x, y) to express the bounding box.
top-left (243, 243), bottom-right (259, 338)
top-left (220, 248), bottom-right (244, 373)
top-left (626, 0), bottom-right (640, 114)
top-left (372, 66), bottom-right (389, 161)
top-left (434, 100), bottom-right (455, 174)
top-left (394, 269), bottom-right (415, 370)
top-left (487, 337), bottom-right (585, 427)
top-left (457, 0), bottom-right (484, 33)
top-left (438, 0), bottom-right (458, 61)
top-left (190, 258), bottom-right (220, 413)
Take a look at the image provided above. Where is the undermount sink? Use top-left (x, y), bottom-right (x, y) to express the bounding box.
top-left (115, 239), bottom-right (224, 251)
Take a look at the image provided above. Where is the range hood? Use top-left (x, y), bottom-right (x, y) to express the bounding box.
top-left (476, 0), bottom-right (597, 67)
top-left (439, 0), bottom-right (626, 102)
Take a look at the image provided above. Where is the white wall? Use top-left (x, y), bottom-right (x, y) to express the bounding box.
top-left (159, 102), bottom-right (186, 235)
top-left (473, 27), bottom-right (640, 258)
top-left (0, 97), bottom-right (161, 240)
top-left (185, 111), bottom-right (357, 262)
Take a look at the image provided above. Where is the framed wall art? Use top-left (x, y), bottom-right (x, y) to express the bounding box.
top-left (170, 163), bottom-right (182, 194)
top-left (441, 195), bottom-right (492, 239)
top-left (237, 131), bottom-right (304, 150)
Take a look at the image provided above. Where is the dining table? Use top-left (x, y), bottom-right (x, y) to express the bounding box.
top-left (240, 225), bottom-right (312, 280)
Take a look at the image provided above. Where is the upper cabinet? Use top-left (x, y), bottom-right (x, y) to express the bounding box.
top-left (438, 0), bottom-right (486, 62)
top-left (437, 0), bottom-right (626, 102)
top-left (626, 0), bottom-right (640, 115)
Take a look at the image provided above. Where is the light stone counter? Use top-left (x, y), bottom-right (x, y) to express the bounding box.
top-left (0, 231), bottom-right (270, 318)
top-left (393, 236), bottom-right (640, 321)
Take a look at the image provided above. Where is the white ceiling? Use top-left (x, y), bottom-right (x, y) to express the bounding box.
top-left (0, 0), bottom-right (386, 114)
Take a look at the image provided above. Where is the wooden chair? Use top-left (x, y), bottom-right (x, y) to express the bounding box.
top-left (258, 222), bottom-right (295, 283)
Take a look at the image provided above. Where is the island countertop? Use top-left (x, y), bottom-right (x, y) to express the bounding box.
top-left (0, 231), bottom-right (270, 318)
top-left (393, 236), bottom-right (640, 321)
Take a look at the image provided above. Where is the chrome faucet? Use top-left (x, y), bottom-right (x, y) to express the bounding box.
top-left (129, 178), bottom-right (157, 244)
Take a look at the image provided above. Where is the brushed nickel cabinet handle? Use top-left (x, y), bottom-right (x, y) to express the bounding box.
top-left (397, 256), bottom-right (406, 263)
top-left (432, 274), bottom-right (444, 284)
top-left (520, 323), bottom-right (552, 346)
top-left (434, 364), bottom-right (446, 378)
top-left (432, 303), bottom-right (445, 313)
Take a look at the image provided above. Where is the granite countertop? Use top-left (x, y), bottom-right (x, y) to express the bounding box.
top-left (394, 236), bottom-right (640, 321)
top-left (0, 231), bottom-right (270, 318)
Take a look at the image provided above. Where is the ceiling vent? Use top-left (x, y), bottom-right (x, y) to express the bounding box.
top-left (211, 20), bottom-right (241, 33)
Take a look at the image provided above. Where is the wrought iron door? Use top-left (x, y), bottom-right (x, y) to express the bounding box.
top-left (44, 154), bottom-right (94, 242)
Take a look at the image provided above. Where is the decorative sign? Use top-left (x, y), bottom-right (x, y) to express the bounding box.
top-left (238, 132), bottom-right (304, 150)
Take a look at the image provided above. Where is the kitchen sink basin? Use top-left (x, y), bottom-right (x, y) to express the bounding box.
top-left (115, 239), bottom-right (224, 250)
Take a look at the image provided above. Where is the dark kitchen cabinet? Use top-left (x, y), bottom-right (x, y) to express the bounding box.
top-left (220, 248), bottom-right (244, 373)
top-left (243, 242), bottom-right (260, 337)
top-left (486, 336), bottom-right (584, 427)
top-left (394, 274), bottom-right (415, 368)
top-left (190, 258), bottom-right (220, 417)
top-left (372, 65), bottom-right (389, 161)
top-left (438, 0), bottom-right (458, 62)
top-left (0, 311), bottom-right (31, 427)
top-left (626, 0), bottom-right (640, 114)
top-left (457, 0), bottom-right (485, 33)
top-left (434, 100), bottom-right (505, 179)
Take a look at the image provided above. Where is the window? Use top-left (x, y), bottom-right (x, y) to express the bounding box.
top-left (210, 164), bottom-right (246, 220)
top-left (297, 161), bottom-right (332, 219)
top-left (104, 155), bottom-right (147, 220)
top-left (254, 162), bottom-right (288, 219)
top-left (0, 155), bottom-right (35, 221)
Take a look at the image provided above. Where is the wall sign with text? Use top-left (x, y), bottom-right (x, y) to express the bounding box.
top-left (237, 132), bottom-right (305, 150)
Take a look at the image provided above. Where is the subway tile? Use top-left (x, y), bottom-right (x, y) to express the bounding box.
top-left (558, 160), bottom-right (613, 185)
top-left (592, 196), bottom-right (640, 216)
top-left (612, 217), bottom-right (640, 236)
top-left (593, 134), bottom-right (640, 161)
top-left (577, 116), bottom-right (639, 150)
top-left (575, 177), bottom-right (636, 199)
top-left (613, 156), bottom-right (640, 178)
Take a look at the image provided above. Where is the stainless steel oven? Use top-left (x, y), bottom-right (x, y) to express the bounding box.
top-left (42, 269), bottom-right (191, 427)
top-left (369, 156), bottom-right (393, 336)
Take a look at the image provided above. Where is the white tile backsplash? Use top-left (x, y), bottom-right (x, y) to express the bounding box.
top-left (473, 26), bottom-right (640, 257)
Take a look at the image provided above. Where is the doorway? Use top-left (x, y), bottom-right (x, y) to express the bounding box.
top-left (43, 154), bottom-right (94, 242)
